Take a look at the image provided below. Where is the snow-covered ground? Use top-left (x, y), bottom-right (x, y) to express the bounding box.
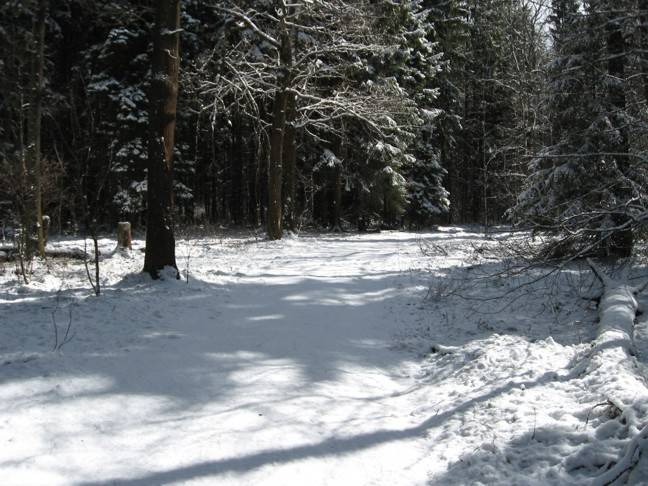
top-left (1, 228), bottom-right (647, 485)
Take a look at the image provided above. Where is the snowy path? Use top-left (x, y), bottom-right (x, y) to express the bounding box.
top-left (1, 232), bottom-right (440, 485)
top-left (2, 230), bottom-right (647, 485)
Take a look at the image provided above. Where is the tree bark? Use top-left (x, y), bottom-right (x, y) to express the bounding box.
top-left (248, 133), bottom-right (261, 227)
top-left (42, 214), bottom-right (50, 245)
top-left (229, 110), bottom-right (244, 225)
top-left (267, 20), bottom-right (293, 240)
top-left (268, 89), bottom-right (287, 240)
top-left (25, 0), bottom-right (47, 258)
top-left (283, 91), bottom-right (297, 232)
top-left (117, 222), bottom-right (132, 250)
top-left (144, 0), bottom-right (180, 278)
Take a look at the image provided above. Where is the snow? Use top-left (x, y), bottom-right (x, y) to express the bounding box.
top-left (582, 263), bottom-right (648, 485)
top-left (1, 228), bottom-right (647, 485)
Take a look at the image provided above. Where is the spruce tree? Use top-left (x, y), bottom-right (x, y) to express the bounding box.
top-left (512, 0), bottom-right (648, 257)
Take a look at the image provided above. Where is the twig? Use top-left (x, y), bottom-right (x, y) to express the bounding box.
top-left (585, 400), bottom-right (619, 427)
top-left (58, 307), bottom-right (75, 350)
top-left (51, 290), bottom-right (61, 351)
top-left (50, 288), bottom-right (75, 351)
top-left (83, 236), bottom-right (97, 295)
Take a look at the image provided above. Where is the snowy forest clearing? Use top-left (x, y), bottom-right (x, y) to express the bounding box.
top-left (1, 228), bottom-right (648, 485)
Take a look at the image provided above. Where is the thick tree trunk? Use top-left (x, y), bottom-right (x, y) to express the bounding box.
top-left (267, 24), bottom-right (293, 240)
top-left (144, 0), bottom-right (180, 278)
top-left (267, 89), bottom-right (287, 240)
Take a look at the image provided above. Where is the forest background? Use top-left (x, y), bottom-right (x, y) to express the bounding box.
top-left (1, 0), bottom-right (646, 268)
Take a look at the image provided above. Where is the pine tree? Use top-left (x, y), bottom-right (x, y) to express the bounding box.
top-left (421, 0), bottom-right (545, 226)
top-left (512, 0), bottom-right (648, 257)
top-left (384, 0), bottom-right (450, 226)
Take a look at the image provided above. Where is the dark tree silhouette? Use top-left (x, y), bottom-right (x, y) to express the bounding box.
top-left (144, 0), bottom-right (181, 278)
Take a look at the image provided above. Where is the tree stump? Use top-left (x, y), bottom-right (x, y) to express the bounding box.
top-left (117, 222), bottom-right (132, 250)
top-left (42, 215), bottom-right (50, 245)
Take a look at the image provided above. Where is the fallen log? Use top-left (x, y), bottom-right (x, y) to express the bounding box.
top-left (44, 248), bottom-right (88, 260)
top-left (0, 246), bottom-right (88, 261)
top-left (587, 260), bottom-right (648, 485)
top-left (587, 260), bottom-right (638, 355)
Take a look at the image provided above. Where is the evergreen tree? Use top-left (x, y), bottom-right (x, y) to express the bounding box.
top-left (423, 0), bottom-right (469, 224)
top-left (381, 0), bottom-right (450, 227)
top-left (512, 0), bottom-right (648, 257)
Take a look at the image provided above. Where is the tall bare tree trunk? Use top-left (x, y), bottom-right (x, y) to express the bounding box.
top-left (268, 90), bottom-right (287, 240)
top-left (248, 132), bottom-right (261, 227)
top-left (229, 109), bottom-right (244, 225)
top-left (283, 92), bottom-right (297, 232)
top-left (25, 0), bottom-right (47, 258)
top-left (144, 0), bottom-right (180, 278)
top-left (267, 18), bottom-right (293, 240)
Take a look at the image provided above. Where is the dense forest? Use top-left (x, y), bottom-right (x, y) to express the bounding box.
top-left (3, 2), bottom-right (648, 483)
top-left (1, 0), bottom-right (647, 272)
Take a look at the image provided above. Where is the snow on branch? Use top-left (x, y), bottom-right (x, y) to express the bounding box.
top-left (213, 5), bottom-right (280, 48)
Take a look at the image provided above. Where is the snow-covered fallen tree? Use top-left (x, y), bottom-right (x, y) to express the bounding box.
top-left (586, 260), bottom-right (648, 485)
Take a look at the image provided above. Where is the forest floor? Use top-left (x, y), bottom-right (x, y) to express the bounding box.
top-left (1, 228), bottom-right (647, 485)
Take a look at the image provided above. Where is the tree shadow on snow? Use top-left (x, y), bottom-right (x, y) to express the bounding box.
top-left (0, 267), bottom-right (421, 399)
top-left (0, 228), bottom-right (627, 485)
top-left (0, 229), bottom-right (604, 406)
top-left (73, 362), bottom-right (593, 486)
